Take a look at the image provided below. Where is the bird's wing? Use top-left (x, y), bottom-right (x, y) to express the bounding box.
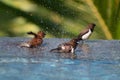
top-left (27, 31), bottom-right (37, 38)
top-left (77, 29), bottom-right (89, 39)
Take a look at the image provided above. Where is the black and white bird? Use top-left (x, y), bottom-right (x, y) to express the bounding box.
top-left (77, 23), bottom-right (96, 41)
top-left (50, 38), bottom-right (79, 53)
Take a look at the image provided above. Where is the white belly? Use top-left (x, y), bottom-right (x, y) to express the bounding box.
top-left (82, 29), bottom-right (92, 40)
top-left (20, 42), bottom-right (30, 47)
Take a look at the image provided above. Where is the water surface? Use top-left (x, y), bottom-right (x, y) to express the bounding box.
top-left (0, 37), bottom-right (120, 80)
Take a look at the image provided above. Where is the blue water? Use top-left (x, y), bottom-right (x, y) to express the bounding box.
top-left (0, 38), bottom-right (120, 80)
top-left (0, 58), bottom-right (120, 80)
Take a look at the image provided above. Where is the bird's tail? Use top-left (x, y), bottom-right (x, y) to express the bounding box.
top-left (50, 47), bottom-right (62, 53)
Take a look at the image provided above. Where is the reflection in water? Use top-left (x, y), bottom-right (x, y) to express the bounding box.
top-left (80, 43), bottom-right (90, 53)
top-left (60, 52), bottom-right (77, 59)
top-left (78, 43), bottom-right (91, 58)
top-left (22, 42), bottom-right (48, 56)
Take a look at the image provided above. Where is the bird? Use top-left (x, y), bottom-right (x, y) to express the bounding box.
top-left (50, 38), bottom-right (79, 53)
top-left (20, 31), bottom-right (46, 48)
top-left (77, 23), bottom-right (96, 41)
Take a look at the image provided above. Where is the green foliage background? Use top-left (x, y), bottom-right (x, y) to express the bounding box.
top-left (0, 0), bottom-right (120, 39)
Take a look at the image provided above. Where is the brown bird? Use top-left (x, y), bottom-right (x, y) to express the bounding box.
top-left (20, 31), bottom-right (46, 48)
top-left (77, 23), bottom-right (96, 41)
top-left (50, 38), bottom-right (79, 53)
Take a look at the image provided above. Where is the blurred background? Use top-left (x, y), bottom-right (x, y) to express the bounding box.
top-left (0, 0), bottom-right (120, 39)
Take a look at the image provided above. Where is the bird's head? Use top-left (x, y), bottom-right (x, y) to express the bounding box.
top-left (37, 31), bottom-right (46, 38)
top-left (88, 23), bottom-right (96, 32)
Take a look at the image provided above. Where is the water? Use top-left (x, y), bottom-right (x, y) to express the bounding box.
top-left (0, 37), bottom-right (120, 80)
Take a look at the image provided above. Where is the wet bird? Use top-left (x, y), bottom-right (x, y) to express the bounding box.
top-left (77, 23), bottom-right (96, 41)
top-left (50, 38), bottom-right (79, 53)
top-left (20, 31), bottom-right (46, 48)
